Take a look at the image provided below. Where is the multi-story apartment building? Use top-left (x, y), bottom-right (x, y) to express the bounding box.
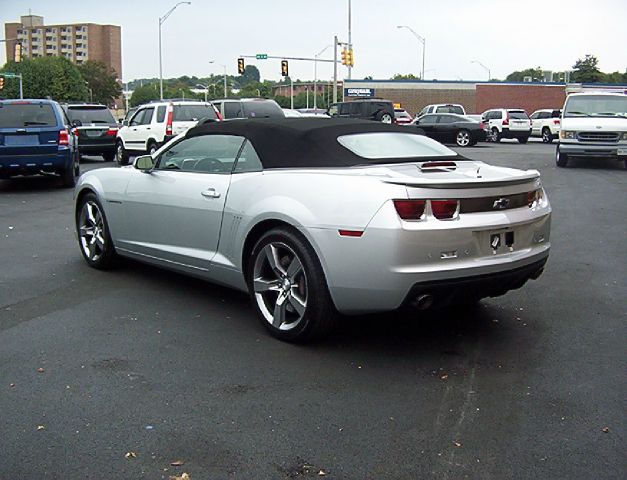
top-left (4, 14), bottom-right (121, 78)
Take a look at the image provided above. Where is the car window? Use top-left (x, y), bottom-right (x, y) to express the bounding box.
top-left (129, 109), bottom-right (144, 126)
top-left (509, 111), bottom-right (529, 119)
top-left (224, 102), bottom-right (242, 119)
top-left (156, 134), bottom-right (245, 174)
top-left (156, 105), bottom-right (167, 123)
top-left (349, 102), bottom-right (361, 115)
top-left (241, 100), bottom-right (284, 118)
top-left (436, 105), bottom-right (464, 115)
top-left (437, 115), bottom-right (459, 124)
top-left (338, 132), bottom-right (456, 159)
top-left (233, 140), bottom-right (263, 173)
top-left (0, 103), bottom-right (57, 127)
top-left (173, 104), bottom-right (218, 121)
top-left (339, 103), bottom-right (350, 115)
top-left (418, 114), bottom-right (437, 125)
top-left (140, 107), bottom-right (155, 125)
top-left (328, 104), bottom-right (339, 117)
top-left (66, 106), bottom-right (115, 125)
top-left (530, 112), bottom-right (539, 120)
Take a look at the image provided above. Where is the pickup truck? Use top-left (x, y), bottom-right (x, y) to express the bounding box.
top-left (556, 92), bottom-right (627, 168)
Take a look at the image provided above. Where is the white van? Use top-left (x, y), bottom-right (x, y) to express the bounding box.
top-left (556, 92), bottom-right (627, 168)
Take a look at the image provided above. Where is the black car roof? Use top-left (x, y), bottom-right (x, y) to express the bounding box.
top-left (186, 118), bottom-right (457, 168)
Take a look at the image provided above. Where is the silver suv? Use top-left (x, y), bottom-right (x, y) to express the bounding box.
top-left (212, 98), bottom-right (285, 119)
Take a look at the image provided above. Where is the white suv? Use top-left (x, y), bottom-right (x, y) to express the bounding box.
top-left (116, 100), bottom-right (220, 165)
top-left (556, 92), bottom-right (627, 168)
top-left (530, 109), bottom-right (561, 143)
top-left (482, 108), bottom-right (532, 143)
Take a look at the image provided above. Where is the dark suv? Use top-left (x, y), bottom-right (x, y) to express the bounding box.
top-left (0, 99), bottom-right (80, 187)
top-left (328, 99), bottom-right (395, 123)
top-left (62, 104), bottom-right (118, 161)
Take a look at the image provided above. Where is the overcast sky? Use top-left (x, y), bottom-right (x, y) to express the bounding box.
top-left (2, 0), bottom-right (626, 83)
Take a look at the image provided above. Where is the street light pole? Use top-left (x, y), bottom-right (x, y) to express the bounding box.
top-left (314, 44), bottom-right (332, 109)
top-left (333, 36), bottom-right (338, 103)
top-left (347, 0), bottom-right (352, 80)
top-left (396, 25), bottom-right (425, 80)
top-left (159, 1), bottom-right (191, 100)
top-left (471, 60), bottom-right (491, 80)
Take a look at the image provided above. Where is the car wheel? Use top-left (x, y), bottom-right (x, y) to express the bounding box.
top-left (378, 112), bottom-right (393, 124)
top-left (116, 140), bottom-right (129, 166)
top-left (556, 145), bottom-right (568, 167)
top-left (517, 136), bottom-right (529, 144)
top-left (490, 127), bottom-right (501, 143)
top-left (148, 141), bottom-right (158, 156)
top-left (102, 152), bottom-right (115, 162)
top-left (248, 227), bottom-right (336, 343)
top-left (76, 193), bottom-right (117, 269)
top-left (60, 151), bottom-right (80, 188)
top-left (455, 129), bottom-right (471, 147)
top-left (541, 127), bottom-right (553, 143)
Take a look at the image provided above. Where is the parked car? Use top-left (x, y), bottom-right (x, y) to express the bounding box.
top-left (74, 118), bottom-right (551, 342)
top-left (116, 100), bottom-right (220, 165)
top-left (62, 103), bottom-right (118, 161)
top-left (413, 113), bottom-right (486, 146)
top-left (417, 104), bottom-right (466, 117)
top-left (212, 98), bottom-right (285, 119)
top-left (530, 109), bottom-right (561, 143)
top-left (282, 108), bottom-right (303, 118)
top-left (328, 99), bottom-right (395, 123)
top-left (297, 108), bottom-right (329, 117)
top-left (556, 92), bottom-right (627, 168)
top-left (0, 98), bottom-right (80, 187)
top-left (482, 108), bottom-right (532, 143)
top-left (394, 108), bottom-right (413, 124)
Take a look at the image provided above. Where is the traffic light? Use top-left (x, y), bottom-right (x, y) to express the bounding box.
top-left (0, 75), bottom-right (4, 90)
top-left (341, 48), bottom-right (348, 66)
top-left (347, 49), bottom-right (354, 67)
top-left (281, 60), bottom-right (288, 77)
top-left (237, 58), bottom-right (245, 75)
top-left (14, 42), bottom-right (22, 63)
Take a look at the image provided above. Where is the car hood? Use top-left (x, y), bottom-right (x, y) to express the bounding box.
top-left (561, 116), bottom-right (627, 131)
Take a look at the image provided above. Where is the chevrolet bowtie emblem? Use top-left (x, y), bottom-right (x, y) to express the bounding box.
top-left (493, 198), bottom-right (510, 209)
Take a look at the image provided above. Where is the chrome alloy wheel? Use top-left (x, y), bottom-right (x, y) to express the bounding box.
top-left (456, 130), bottom-right (471, 146)
top-left (78, 201), bottom-right (106, 262)
top-left (253, 242), bottom-right (308, 331)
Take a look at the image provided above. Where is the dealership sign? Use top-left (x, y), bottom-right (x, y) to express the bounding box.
top-left (345, 87), bottom-right (375, 97)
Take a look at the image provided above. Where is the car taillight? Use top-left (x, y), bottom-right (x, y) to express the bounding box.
top-left (105, 127), bottom-right (118, 136)
top-left (214, 106), bottom-right (223, 121)
top-left (479, 121), bottom-right (485, 129)
top-left (553, 119), bottom-right (560, 125)
top-left (58, 129), bottom-right (69, 145)
top-left (527, 189), bottom-right (543, 207)
top-left (502, 112), bottom-right (509, 126)
top-left (165, 105), bottom-right (173, 135)
top-left (393, 200), bottom-right (426, 220)
top-left (431, 200), bottom-right (459, 219)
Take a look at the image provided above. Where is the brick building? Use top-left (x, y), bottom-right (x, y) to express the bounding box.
top-left (4, 14), bottom-right (122, 79)
top-left (341, 80), bottom-right (581, 116)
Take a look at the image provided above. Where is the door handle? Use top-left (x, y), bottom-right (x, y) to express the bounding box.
top-left (201, 188), bottom-right (221, 198)
top-left (146, 127), bottom-right (151, 130)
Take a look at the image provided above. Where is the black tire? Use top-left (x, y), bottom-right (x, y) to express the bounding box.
top-left (491, 127), bottom-right (501, 143)
top-left (517, 136), bottom-right (529, 144)
top-left (455, 129), bottom-right (472, 147)
top-left (376, 111), bottom-right (393, 124)
top-left (556, 145), bottom-right (568, 167)
top-left (102, 152), bottom-right (115, 162)
top-left (76, 192), bottom-right (117, 270)
top-left (247, 227), bottom-right (336, 343)
top-left (541, 127), bottom-right (553, 143)
top-left (147, 141), bottom-right (158, 156)
top-left (60, 150), bottom-right (80, 188)
top-left (116, 140), bottom-right (129, 166)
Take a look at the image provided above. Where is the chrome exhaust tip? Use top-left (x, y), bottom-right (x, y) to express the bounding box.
top-left (413, 294), bottom-right (434, 310)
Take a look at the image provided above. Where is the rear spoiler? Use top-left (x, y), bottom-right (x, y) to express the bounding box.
top-left (383, 170), bottom-right (540, 189)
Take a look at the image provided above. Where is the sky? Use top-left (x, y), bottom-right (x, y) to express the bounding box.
top-left (1, 0), bottom-right (626, 84)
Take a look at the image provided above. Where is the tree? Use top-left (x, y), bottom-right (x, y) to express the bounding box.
top-left (0, 57), bottom-right (88, 101)
top-left (237, 65), bottom-right (260, 87)
top-left (78, 60), bottom-right (122, 106)
top-left (130, 83), bottom-right (159, 106)
top-left (392, 73), bottom-right (419, 80)
top-left (505, 67), bottom-right (544, 82)
top-left (571, 55), bottom-right (603, 83)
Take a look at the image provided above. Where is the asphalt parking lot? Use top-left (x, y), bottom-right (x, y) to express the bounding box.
top-left (1, 140), bottom-right (625, 479)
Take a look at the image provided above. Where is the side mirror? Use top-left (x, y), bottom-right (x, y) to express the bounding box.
top-left (72, 119), bottom-right (83, 127)
top-left (122, 119), bottom-right (129, 126)
top-left (134, 155), bottom-right (154, 172)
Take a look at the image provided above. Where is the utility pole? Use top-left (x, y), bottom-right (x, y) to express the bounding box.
top-left (347, 0), bottom-right (352, 80)
top-left (333, 36), bottom-right (338, 103)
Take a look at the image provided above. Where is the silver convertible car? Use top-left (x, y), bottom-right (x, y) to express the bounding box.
top-left (74, 118), bottom-right (551, 342)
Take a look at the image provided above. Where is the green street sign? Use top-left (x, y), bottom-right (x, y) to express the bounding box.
top-left (1, 72), bottom-right (20, 78)
top-left (255, 54), bottom-right (268, 60)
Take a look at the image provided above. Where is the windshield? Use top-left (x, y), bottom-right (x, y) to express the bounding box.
top-left (66, 106), bottom-right (115, 124)
top-left (337, 132), bottom-right (457, 160)
top-left (0, 103), bottom-right (57, 128)
top-left (564, 95), bottom-right (627, 118)
top-left (173, 104), bottom-right (218, 121)
top-left (241, 101), bottom-right (285, 118)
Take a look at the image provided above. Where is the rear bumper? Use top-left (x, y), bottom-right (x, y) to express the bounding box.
top-left (0, 149), bottom-right (72, 177)
top-left (78, 139), bottom-right (116, 153)
top-left (501, 128), bottom-right (532, 139)
top-left (559, 142), bottom-right (625, 158)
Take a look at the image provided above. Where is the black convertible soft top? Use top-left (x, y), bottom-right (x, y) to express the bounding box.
top-left (185, 118), bottom-right (460, 169)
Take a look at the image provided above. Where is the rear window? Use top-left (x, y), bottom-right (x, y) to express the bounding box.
top-left (435, 105), bottom-right (464, 115)
top-left (66, 106), bottom-right (115, 124)
top-left (395, 110), bottom-right (411, 118)
top-left (508, 111), bottom-right (529, 119)
top-left (241, 101), bottom-right (285, 119)
top-left (173, 104), bottom-right (218, 122)
top-left (337, 132), bottom-right (456, 159)
top-left (0, 103), bottom-right (57, 128)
